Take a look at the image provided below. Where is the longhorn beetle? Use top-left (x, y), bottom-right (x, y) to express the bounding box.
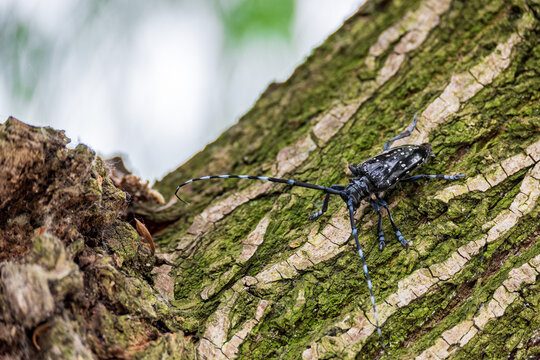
top-left (175, 114), bottom-right (465, 351)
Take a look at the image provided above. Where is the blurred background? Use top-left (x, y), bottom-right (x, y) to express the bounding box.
top-left (0, 0), bottom-right (364, 181)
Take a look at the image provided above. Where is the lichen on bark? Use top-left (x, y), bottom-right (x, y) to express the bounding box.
top-left (0, 118), bottom-right (195, 359)
top-left (154, 0), bottom-right (540, 358)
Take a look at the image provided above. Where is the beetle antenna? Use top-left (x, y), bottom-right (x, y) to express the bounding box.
top-left (174, 186), bottom-right (190, 205)
top-left (347, 197), bottom-right (387, 354)
top-left (175, 174), bottom-right (346, 203)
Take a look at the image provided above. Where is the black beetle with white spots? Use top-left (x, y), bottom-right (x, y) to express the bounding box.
top-left (175, 114), bottom-right (465, 352)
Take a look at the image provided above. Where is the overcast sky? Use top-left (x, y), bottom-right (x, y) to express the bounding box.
top-left (0, 0), bottom-right (364, 181)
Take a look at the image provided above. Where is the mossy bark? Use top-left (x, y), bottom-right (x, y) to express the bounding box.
top-left (1, 0), bottom-right (539, 359)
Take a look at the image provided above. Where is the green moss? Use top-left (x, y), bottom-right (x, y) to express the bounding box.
top-left (86, 304), bottom-right (161, 358)
top-left (229, 291), bottom-right (260, 334)
top-left (104, 220), bottom-right (149, 269)
top-left (169, 197), bottom-right (275, 333)
top-left (40, 319), bottom-right (93, 359)
top-left (134, 332), bottom-right (197, 360)
top-left (138, 0), bottom-right (540, 358)
top-left (380, 222), bottom-right (539, 359)
top-left (237, 2), bottom-right (538, 357)
top-left (444, 251), bottom-right (539, 359)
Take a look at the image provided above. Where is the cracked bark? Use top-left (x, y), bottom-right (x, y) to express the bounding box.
top-left (1, 0), bottom-right (540, 359)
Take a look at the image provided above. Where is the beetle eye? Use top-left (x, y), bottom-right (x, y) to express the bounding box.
top-left (421, 143), bottom-right (436, 157)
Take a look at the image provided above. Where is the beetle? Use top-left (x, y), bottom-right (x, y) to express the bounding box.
top-left (175, 114), bottom-right (465, 350)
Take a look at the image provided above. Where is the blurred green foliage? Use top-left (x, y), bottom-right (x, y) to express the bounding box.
top-left (0, 20), bottom-right (49, 101)
top-left (0, 0), bottom-right (296, 101)
top-left (215, 0), bottom-right (295, 48)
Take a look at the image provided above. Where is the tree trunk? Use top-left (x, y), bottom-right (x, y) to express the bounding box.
top-left (1, 0), bottom-right (539, 359)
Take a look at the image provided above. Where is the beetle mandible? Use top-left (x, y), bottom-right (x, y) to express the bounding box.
top-left (175, 114), bottom-right (465, 350)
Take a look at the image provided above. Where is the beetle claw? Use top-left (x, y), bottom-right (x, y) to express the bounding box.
top-left (395, 231), bottom-right (408, 247)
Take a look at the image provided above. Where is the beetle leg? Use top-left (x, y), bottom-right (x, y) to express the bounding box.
top-left (400, 174), bottom-right (465, 182)
top-left (309, 185), bottom-right (346, 220)
top-left (370, 200), bottom-right (386, 250)
top-left (375, 196), bottom-right (408, 247)
top-left (383, 113), bottom-right (419, 151)
top-left (309, 193), bottom-right (330, 220)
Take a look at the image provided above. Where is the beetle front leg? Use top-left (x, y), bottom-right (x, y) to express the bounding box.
top-left (309, 193), bottom-right (330, 220)
top-left (400, 174), bottom-right (465, 183)
top-left (375, 196), bottom-right (409, 247)
top-left (370, 200), bottom-right (387, 250)
top-left (309, 185), bottom-right (346, 220)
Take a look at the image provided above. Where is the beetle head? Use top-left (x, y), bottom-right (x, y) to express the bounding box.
top-left (346, 176), bottom-right (371, 208)
top-left (421, 143), bottom-right (436, 159)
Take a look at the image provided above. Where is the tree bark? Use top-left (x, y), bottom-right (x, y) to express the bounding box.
top-left (1, 0), bottom-right (539, 359)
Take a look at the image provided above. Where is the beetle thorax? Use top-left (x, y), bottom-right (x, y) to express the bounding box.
top-left (345, 176), bottom-right (373, 208)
